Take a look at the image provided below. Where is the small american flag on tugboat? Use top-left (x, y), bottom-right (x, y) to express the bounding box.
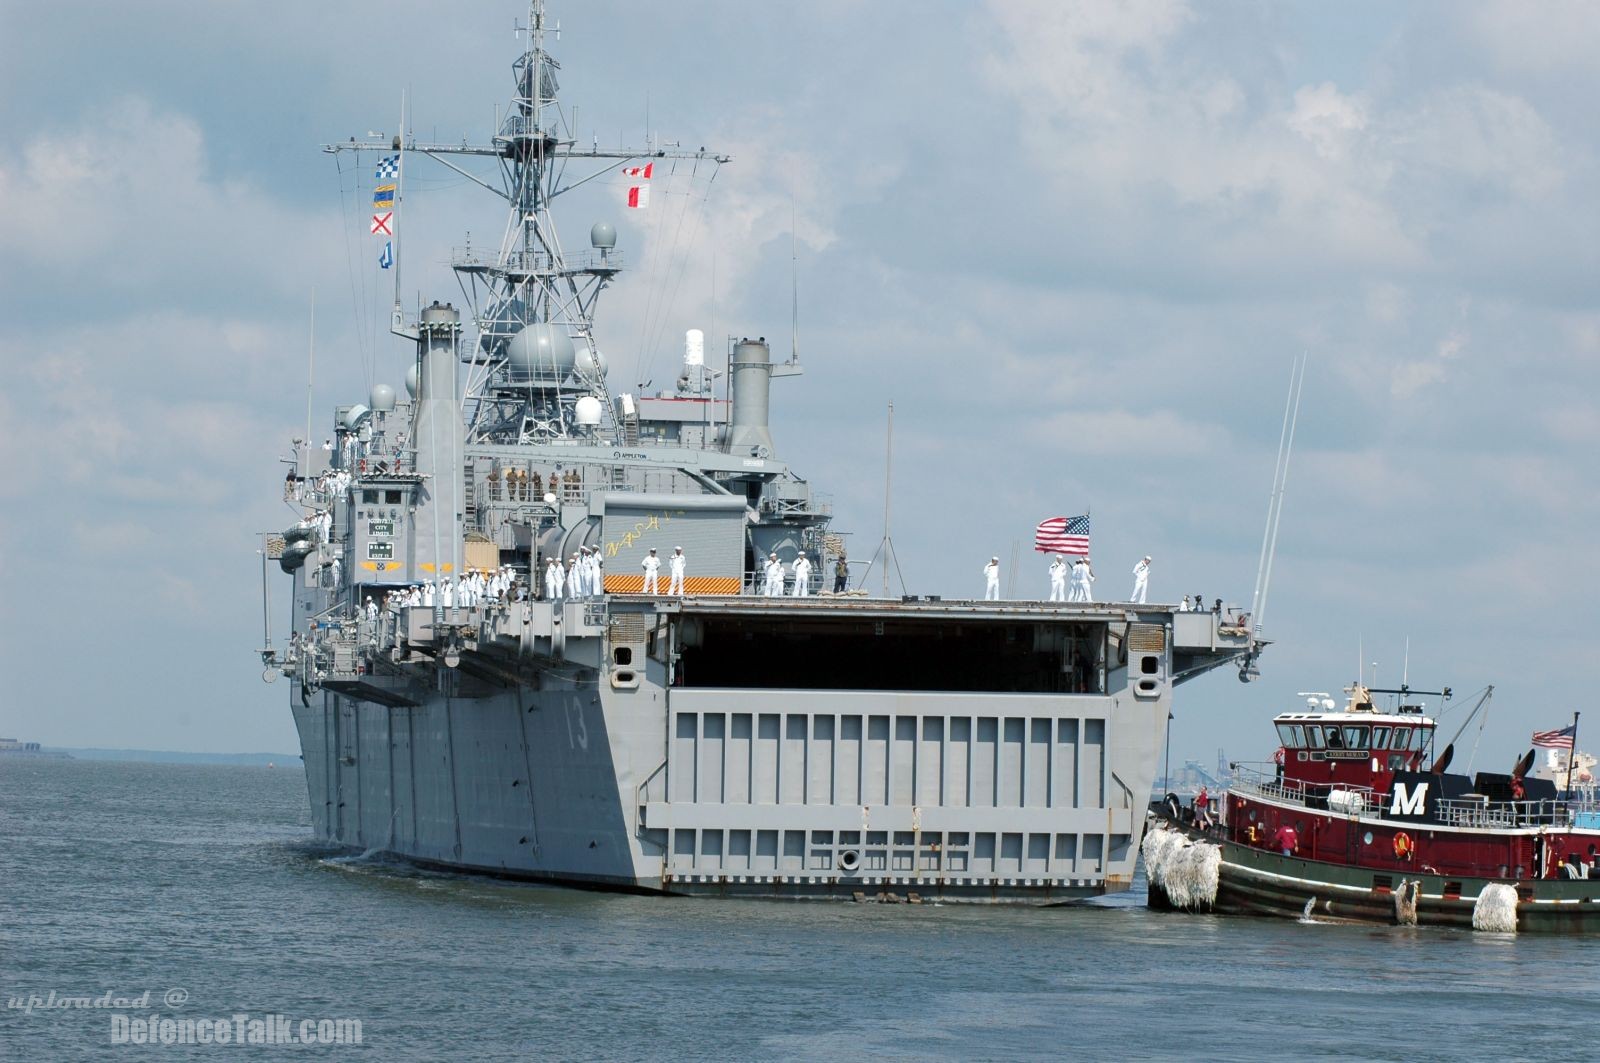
top-left (1532, 724), bottom-right (1577, 749)
top-left (1034, 514), bottom-right (1090, 555)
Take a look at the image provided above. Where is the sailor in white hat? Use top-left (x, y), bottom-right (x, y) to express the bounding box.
top-left (1070, 557), bottom-right (1095, 602)
top-left (1131, 556), bottom-right (1151, 605)
top-left (791, 550), bottom-right (812, 596)
top-left (642, 547), bottom-right (662, 594)
top-left (1048, 555), bottom-right (1067, 602)
top-left (668, 546), bottom-right (686, 595)
top-left (984, 556), bottom-right (1000, 601)
top-left (764, 552), bottom-right (783, 597)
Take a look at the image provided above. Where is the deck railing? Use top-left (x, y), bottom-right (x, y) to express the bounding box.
top-left (1231, 765), bottom-right (1577, 828)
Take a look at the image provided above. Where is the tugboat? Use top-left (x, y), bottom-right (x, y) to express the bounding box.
top-left (1144, 685), bottom-right (1600, 932)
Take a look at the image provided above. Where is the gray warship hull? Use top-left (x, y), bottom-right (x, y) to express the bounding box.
top-left (292, 599), bottom-right (1250, 902)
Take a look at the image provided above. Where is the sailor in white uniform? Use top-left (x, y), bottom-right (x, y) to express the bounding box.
top-left (668, 547), bottom-right (686, 596)
top-left (365, 596), bottom-right (378, 622)
top-left (1048, 556), bottom-right (1067, 602)
top-left (642, 548), bottom-right (662, 594)
top-left (983, 556), bottom-right (1000, 601)
top-left (1070, 558), bottom-right (1095, 602)
top-left (545, 557), bottom-right (563, 601)
top-left (571, 547), bottom-right (587, 596)
top-left (589, 551), bottom-right (604, 597)
top-left (1131, 556), bottom-right (1151, 604)
top-left (791, 551), bottom-right (811, 597)
top-left (764, 553), bottom-right (783, 597)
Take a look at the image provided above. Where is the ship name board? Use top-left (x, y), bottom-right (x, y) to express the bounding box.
top-left (368, 519), bottom-right (395, 537)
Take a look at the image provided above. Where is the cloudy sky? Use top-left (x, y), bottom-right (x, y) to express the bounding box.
top-left (3, 1), bottom-right (1597, 766)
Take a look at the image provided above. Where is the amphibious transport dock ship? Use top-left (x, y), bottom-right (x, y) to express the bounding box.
top-left (258, 1), bottom-right (1260, 902)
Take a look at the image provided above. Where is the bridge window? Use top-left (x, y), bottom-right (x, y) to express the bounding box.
top-left (1372, 726), bottom-right (1391, 749)
top-left (1304, 724), bottom-right (1324, 748)
top-left (1342, 725), bottom-right (1369, 749)
top-left (1276, 723), bottom-right (1305, 748)
top-left (1391, 727), bottom-right (1411, 750)
top-left (1325, 726), bottom-right (1345, 749)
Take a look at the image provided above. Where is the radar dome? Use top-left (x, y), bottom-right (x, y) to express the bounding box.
top-left (369, 383), bottom-right (397, 412)
top-left (404, 363), bottom-right (419, 397)
top-left (504, 324), bottom-right (576, 382)
top-left (574, 345), bottom-right (608, 378)
top-left (590, 222), bottom-right (617, 250)
top-left (574, 396), bottom-right (603, 427)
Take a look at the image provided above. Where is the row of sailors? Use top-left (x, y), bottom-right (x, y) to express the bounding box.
top-left (488, 468), bottom-right (584, 503)
top-left (285, 467), bottom-right (356, 506)
top-left (984, 555), bottom-right (1153, 604)
top-left (545, 546), bottom-right (605, 600)
top-left (761, 551), bottom-right (813, 597)
top-left (363, 566), bottom-right (525, 616)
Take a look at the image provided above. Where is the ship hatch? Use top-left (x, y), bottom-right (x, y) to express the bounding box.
top-left (674, 616), bottom-right (1106, 693)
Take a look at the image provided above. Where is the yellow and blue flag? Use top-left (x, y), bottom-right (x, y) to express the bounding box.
top-left (373, 183), bottom-right (396, 209)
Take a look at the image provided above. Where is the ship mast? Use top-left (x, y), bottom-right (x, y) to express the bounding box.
top-left (325, 0), bottom-right (728, 445)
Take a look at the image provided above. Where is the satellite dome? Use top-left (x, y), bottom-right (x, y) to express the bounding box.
top-left (404, 363), bottom-right (419, 397)
top-left (574, 396), bottom-right (603, 426)
top-left (590, 222), bottom-right (617, 250)
top-left (504, 324), bottom-right (576, 382)
top-left (574, 345), bottom-right (608, 378)
top-left (370, 383), bottom-right (397, 412)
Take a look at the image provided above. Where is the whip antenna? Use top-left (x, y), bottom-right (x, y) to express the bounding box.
top-left (1249, 353), bottom-right (1306, 636)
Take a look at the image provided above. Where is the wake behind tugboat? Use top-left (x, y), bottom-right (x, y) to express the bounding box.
top-left (1145, 683), bottom-right (1600, 932)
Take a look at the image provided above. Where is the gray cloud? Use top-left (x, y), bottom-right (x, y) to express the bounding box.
top-left (4, 1), bottom-right (1597, 763)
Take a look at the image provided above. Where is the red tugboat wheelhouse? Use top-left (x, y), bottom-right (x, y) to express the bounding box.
top-left (1144, 684), bottom-right (1600, 933)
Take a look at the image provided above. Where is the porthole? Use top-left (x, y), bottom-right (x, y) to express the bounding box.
top-left (1363, 831), bottom-right (1374, 845)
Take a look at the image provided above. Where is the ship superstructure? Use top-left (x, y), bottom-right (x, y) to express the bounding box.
top-left (258, 1), bottom-right (1260, 902)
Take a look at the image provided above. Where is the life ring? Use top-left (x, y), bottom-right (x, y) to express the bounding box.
top-left (1393, 832), bottom-right (1415, 860)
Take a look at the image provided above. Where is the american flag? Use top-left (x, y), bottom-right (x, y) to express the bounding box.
top-left (1035, 514), bottom-right (1090, 555)
top-left (1532, 724), bottom-right (1577, 749)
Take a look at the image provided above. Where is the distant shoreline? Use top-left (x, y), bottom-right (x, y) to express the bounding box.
top-left (32, 749), bottom-right (299, 767)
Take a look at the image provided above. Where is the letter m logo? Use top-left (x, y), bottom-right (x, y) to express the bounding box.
top-left (1390, 782), bottom-right (1429, 818)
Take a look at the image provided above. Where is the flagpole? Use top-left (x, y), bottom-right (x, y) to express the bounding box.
top-left (304, 289), bottom-right (315, 470)
top-left (1566, 711), bottom-right (1581, 800)
top-left (391, 90), bottom-right (407, 330)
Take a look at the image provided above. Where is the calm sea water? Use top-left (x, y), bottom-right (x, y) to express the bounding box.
top-left (3, 758), bottom-right (1596, 1061)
